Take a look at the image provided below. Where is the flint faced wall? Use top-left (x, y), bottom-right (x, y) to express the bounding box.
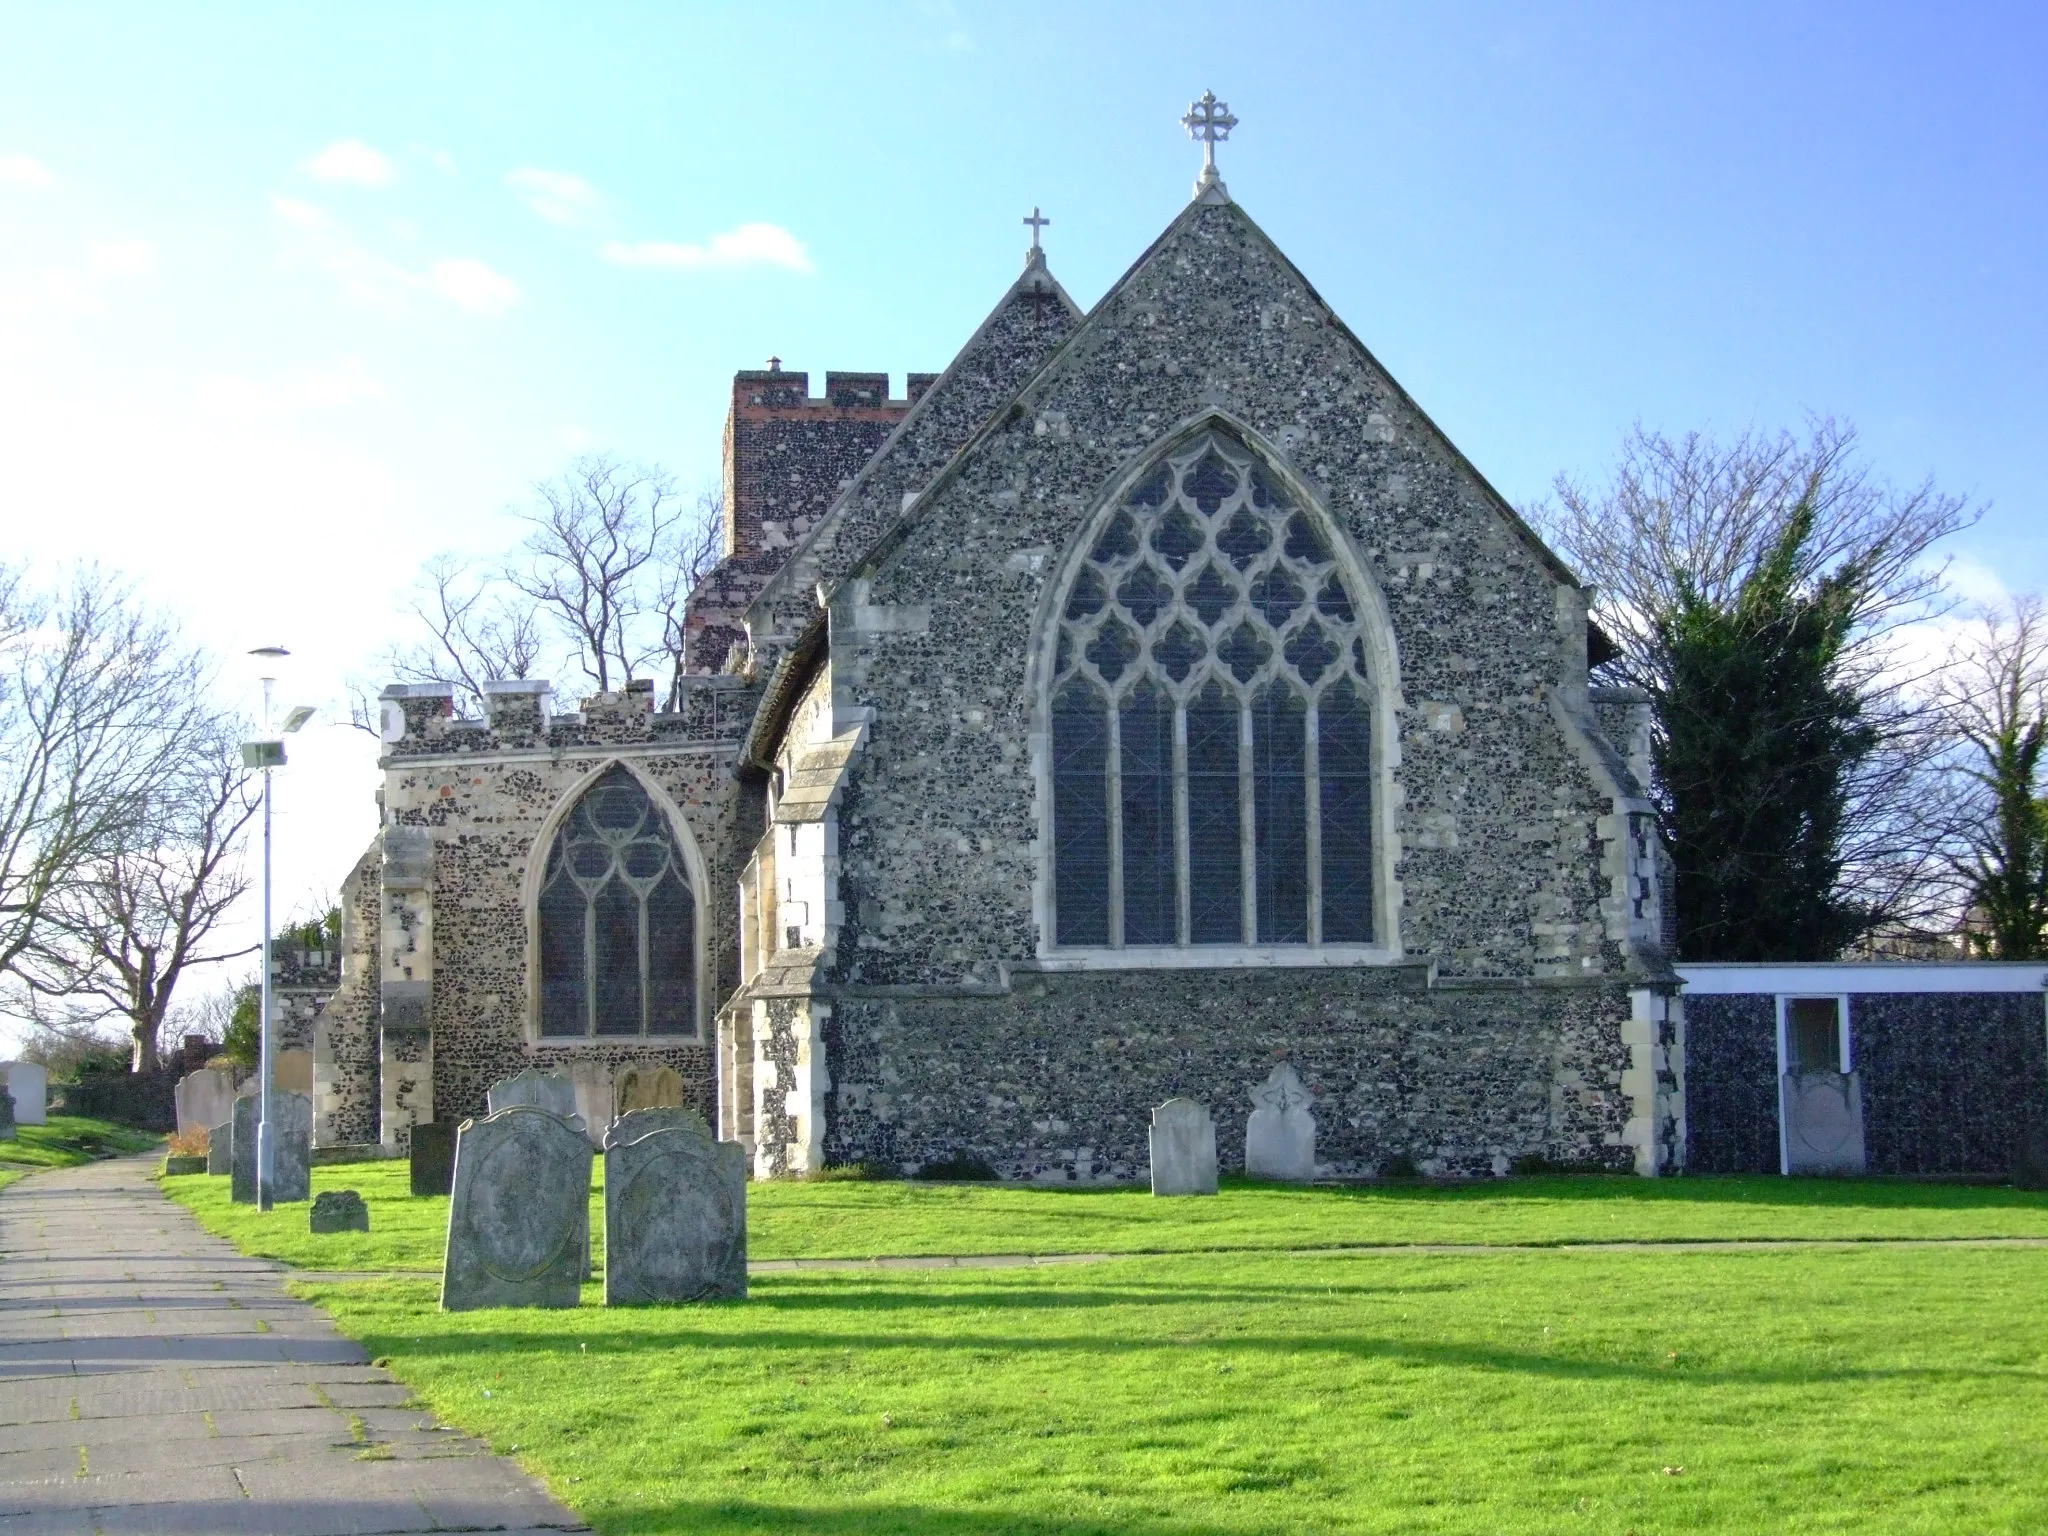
top-left (371, 680), bottom-right (761, 1135)
top-left (821, 968), bottom-right (1646, 1180)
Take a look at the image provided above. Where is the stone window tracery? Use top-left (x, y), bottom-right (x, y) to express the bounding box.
top-left (1049, 430), bottom-right (1376, 949)
top-left (537, 766), bottom-right (698, 1036)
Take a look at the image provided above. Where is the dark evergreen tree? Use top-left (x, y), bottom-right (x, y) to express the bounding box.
top-left (1654, 504), bottom-right (1878, 959)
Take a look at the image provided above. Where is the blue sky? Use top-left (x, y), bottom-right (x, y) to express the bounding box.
top-left (1, 2), bottom-right (2042, 1020)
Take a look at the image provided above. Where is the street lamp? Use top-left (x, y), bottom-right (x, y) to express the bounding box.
top-left (241, 647), bottom-right (314, 1213)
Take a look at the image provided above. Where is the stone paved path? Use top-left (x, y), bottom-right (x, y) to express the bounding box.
top-left (0, 1157), bottom-right (587, 1535)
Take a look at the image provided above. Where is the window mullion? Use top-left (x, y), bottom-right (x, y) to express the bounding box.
top-left (1306, 698), bottom-right (1323, 946)
top-left (1173, 695), bottom-right (1190, 946)
top-left (583, 892), bottom-right (598, 1038)
top-left (1107, 692), bottom-right (1125, 948)
top-left (638, 888), bottom-right (651, 1036)
top-left (1238, 695), bottom-right (1256, 945)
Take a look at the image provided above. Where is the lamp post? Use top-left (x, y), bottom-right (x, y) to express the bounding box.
top-left (242, 647), bottom-right (313, 1212)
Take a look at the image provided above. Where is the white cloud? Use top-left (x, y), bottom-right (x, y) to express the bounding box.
top-left (0, 152), bottom-right (55, 188)
top-left (89, 238), bottom-right (156, 276)
top-left (302, 138), bottom-right (396, 188)
top-left (505, 167), bottom-right (606, 228)
top-left (601, 223), bottom-right (813, 274)
top-left (270, 194), bottom-right (336, 232)
top-left (269, 198), bottom-right (518, 317)
top-left (428, 257), bottom-right (519, 316)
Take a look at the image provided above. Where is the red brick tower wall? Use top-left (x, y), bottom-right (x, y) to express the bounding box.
top-left (682, 364), bottom-right (914, 674)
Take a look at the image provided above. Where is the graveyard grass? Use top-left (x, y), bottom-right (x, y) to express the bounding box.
top-left (303, 1243), bottom-right (2047, 1535)
top-left (162, 1161), bottom-right (2048, 1273)
top-left (0, 1114), bottom-right (159, 1190)
top-left (161, 1168), bottom-right (2048, 1532)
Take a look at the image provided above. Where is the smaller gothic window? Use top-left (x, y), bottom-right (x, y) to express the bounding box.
top-left (538, 767), bottom-right (697, 1037)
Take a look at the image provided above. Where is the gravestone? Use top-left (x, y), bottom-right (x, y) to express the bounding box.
top-left (175, 1068), bottom-right (234, 1136)
top-left (1245, 1063), bottom-right (1317, 1182)
top-left (2, 1062), bottom-right (46, 1127)
top-left (602, 1112), bottom-right (747, 1304)
top-left (274, 1049), bottom-right (314, 1095)
top-left (0, 1089), bottom-right (13, 1142)
top-left (206, 1118), bottom-right (232, 1175)
top-left (310, 1189), bottom-right (370, 1234)
top-left (1148, 1098), bottom-right (1218, 1196)
top-left (229, 1092), bottom-right (313, 1204)
top-left (409, 1119), bottom-right (456, 1196)
top-left (608, 1105), bottom-right (711, 1145)
top-left (442, 1106), bottom-right (592, 1311)
top-left (486, 1068), bottom-right (581, 1123)
top-left (1780, 1072), bottom-right (1867, 1175)
top-left (615, 1064), bottom-right (686, 1115)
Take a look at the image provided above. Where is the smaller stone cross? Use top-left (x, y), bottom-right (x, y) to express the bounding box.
top-left (1023, 206), bottom-right (1049, 249)
top-left (1182, 90), bottom-right (1238, 181)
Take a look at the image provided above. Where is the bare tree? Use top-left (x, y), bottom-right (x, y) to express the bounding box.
top-left (1532, 420), bottom-right (1975, 945)
top-left (13, 717), bottom-right (259, 1071)
top-left (1939, 596), bottom-right (2048, 958)
top-left (658, 486), bottom-right (727, 703)
top-left (0, 565), bottom-right (208, 981)
top-left (508, 455), bottom-right (682, 692)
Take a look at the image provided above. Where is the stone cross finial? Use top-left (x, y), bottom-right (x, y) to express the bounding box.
top-left (1022, 206), bottom-right (1050, 269)
top-left (1182, 90), bottom-right (1237, 196)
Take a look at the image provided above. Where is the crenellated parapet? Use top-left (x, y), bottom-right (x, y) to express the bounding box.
top-left (377, 675), bottom-right (763, 762)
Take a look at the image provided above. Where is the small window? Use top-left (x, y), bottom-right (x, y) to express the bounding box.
top-left (1786, 997), bottom-right (1843, 1074)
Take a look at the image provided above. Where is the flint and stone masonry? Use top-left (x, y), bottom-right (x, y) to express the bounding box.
top-left (315, 175), bottom-right (1702, 1177)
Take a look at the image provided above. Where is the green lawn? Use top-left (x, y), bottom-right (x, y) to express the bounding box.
top-left (307, 1245), bottom-right (2048, 1534)
top-left (162, 1160), bottom-right (2048, 1273)
top-left (0, 1114), bottom-right (160, 1190)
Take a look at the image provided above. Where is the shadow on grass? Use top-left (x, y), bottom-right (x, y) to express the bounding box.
top-left (593, 1507), bottom-right (1253, 1536)
top-left (331, 1292), bottom-right (2048, 1393)
top-left (594, 1498), bottom-right (1252, 1536)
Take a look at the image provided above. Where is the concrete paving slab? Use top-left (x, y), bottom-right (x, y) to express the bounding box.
top-left (0, 1157), bottom-right (587, 1534)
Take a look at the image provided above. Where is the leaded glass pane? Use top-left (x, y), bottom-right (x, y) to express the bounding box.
top-left (536, 766), bottom-right (696, 1037)
top-left (1252, 685), bottom-right (1309, 943)
top-left (1319, 681), bottom-right (1375, 944)
top-left (1187, 684), bottom-right (1243, 944)
top-left (1119, 683), bottom-right (1175, 946)
top-left (1051, 681), bottom-right (1111, 946)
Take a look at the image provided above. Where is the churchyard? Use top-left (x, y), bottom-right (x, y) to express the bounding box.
top-left (0, 1112), bottom-right (159, 1192)
top-left (163, 1164), bottom-right (2048, 1534)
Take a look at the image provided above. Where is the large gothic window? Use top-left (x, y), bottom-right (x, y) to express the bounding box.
top-left (538, 767), bottom-right (698, 1036)
top-left (1049, 431), bottom-right (1377, 948)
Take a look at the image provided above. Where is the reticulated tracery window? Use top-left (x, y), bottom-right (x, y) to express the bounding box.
top-left (538, 766), bottom-right (698, 1036)
top-left (1049, 430), bottom-right (1377, 949)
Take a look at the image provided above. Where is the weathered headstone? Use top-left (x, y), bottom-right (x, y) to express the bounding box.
top-left (310, 1189), bottom-right (371, 1234)
top-left (486, 1068), bottom-right (580, 1123)
top-left (608, 1105), bottom-right (711, 1145)
top-left (274, 1049), bottom-right (314, 1095)
top-left (1781, 1072), bottom-right (1867, 1175)
top-left (1148, 1098), bottom-right (1218, 1196)
top-left (0, 1089), bottom-right (14, 1142)
top-left (1, 1062), bottom-right (46, 1127)
top-left (1245, 1063), bottom-right (1317, 1182)
top-left (409, 1119), bottom-right (456, 1196)
top-left (615, 1064), bottom-right (686, 1115)
top-left (207, 1118), bottom-right (232, 1175)
top-left (442, 1106), bottom-right (592, 1311)
top-left (602, 1112), bottom-right (747, 1304)
top-left (230, 1092), bottom-right (313, 1204)
top-left (175, 1068), bottom-right (234, 1136)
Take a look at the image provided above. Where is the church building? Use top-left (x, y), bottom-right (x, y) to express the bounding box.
top-left (312, 103), bottom-right (1685, 1181)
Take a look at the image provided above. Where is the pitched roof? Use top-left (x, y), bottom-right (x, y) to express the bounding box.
top-left (850, 196), bottom-right (1585, 593)
top-left (743, 254), bottom-right (1084, 657)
